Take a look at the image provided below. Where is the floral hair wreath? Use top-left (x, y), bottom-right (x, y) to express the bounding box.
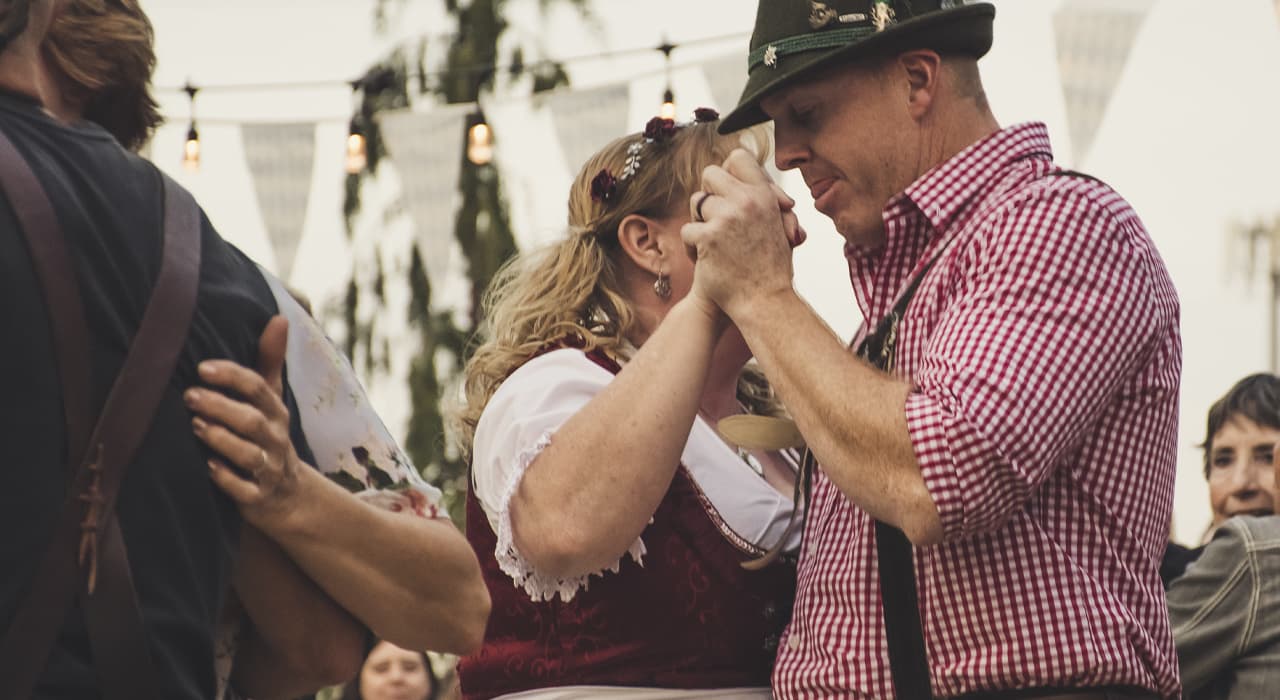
top-left (589, 107), bottom-right (720, 203)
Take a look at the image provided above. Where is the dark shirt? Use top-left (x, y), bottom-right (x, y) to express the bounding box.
top-left (1160, 540), bottom-right (1204, 589)
top-left (0, 91), bottom-right (296, 699)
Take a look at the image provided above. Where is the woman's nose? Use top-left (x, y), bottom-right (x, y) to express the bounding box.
top-left (1231, 465), bottom-right (1261, 491)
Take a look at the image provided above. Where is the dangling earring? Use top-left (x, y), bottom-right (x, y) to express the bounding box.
top-left (653, 271), bottom-right (671, 299)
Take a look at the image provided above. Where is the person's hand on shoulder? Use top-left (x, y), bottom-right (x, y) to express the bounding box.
top-left (186, 316), bottom-right (308, 531)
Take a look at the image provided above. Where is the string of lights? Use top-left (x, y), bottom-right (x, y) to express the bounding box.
top-left (170, 35), bottom-right (749, 172)
top-left (156, 31), bottom-right (748, 95)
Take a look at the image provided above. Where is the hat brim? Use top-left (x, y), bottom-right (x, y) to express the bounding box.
top-left (719, 4), bottom-right (996, 135)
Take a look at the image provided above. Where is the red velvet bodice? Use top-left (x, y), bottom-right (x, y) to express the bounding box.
top-left (458, 350), bottom-right (796, 699)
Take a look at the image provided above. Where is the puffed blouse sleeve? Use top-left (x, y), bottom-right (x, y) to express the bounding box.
top-left (262, 269), bottom-right (447, 520)
top-left (471, 348), bottom-right (646, 603)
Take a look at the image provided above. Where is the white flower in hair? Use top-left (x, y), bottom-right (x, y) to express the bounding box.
top-left (618, 110), bottom-right (719, 182)
top-left (621, 141), bottom-right (643, 181)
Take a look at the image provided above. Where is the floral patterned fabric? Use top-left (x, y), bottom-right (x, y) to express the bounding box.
top-left (215, 269), bottom-right (448, 699)
top-left (264, 271), bottom-right (445, 519)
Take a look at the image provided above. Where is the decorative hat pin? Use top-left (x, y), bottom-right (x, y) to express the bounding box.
top-left (809, 1), bottom-right (868, 29)
top-left (871, 0), bottom-right (897, 32)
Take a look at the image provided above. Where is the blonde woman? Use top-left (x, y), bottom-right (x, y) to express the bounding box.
top-left (456, 111), bottom-right (804, 699)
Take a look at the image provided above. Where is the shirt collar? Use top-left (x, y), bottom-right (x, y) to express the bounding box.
top-left (900, 121), bottom-right (1054, 234)
top-left (842, 122), bottom-right (1054, 261)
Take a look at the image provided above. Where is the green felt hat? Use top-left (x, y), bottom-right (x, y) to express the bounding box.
top-left (719, 0), bottom-right (996, 134)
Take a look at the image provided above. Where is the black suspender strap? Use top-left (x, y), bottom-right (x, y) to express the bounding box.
top-left (848, 168), bottom-right (1100, 700)
top-left (856, 256), bottom-right (941, 700)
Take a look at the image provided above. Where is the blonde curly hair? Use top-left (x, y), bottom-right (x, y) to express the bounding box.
top-left (452, 117), bottom-right (783, 458)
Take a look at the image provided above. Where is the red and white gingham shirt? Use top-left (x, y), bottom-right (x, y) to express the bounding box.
top-left (773, 123), bottom-right (1182, 699)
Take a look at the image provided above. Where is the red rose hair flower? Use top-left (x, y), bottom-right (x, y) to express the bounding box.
top-left (590, 168), bottom-right (617, 203)
top-left (693, 107), bottom-right (719, 123)
top-left (643, 116), bottom-right (678, 142)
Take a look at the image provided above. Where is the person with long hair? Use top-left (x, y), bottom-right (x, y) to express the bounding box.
top-left (20, 2), bottom-right (490, 698)
top-left (454, 111), bottom-right (803, 699)
top-left (40, 0), bottom-right (159, 151)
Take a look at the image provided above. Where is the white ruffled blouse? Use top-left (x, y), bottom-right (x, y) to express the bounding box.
top-left (471, 348), bottom-right (802, 604)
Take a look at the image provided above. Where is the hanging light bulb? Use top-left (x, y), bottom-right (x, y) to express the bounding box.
top-left (345, 79), bottom-right (368, 174)
top-left (467, 110), bottom-right (493, 166)
top-left (182, 124), bottom-right (201, 172)
top-left (657, 39), bottom-right (677, 120)
top-left (660, 87), bottom-right (677, 120)
top-left (345, 119), bottom-right (367, 174)
top-left (181, 82), bottom-right (200, 172)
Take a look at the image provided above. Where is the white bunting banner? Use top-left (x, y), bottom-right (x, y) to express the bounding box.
top-left (545, 82), bottom-right (630, 176)
top-left (378, 105), bottom-right (471, 283)
top-left (241, 122), bottom-right (317, 282)
top-left (1052, 0), bottom-right (1152, 163)
top-left (700, 53), bottom-right (748, 115)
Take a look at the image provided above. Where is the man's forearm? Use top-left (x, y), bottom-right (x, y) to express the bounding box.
top-left (231, 526), bottom-right (365, 698)
top-left (732, 289), bottom-right (942, 544)
top-left (262, 468), bottom-right (490, 654)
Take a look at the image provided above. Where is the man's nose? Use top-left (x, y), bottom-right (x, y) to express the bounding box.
top-left (773, 131), bottom-right (809, 172)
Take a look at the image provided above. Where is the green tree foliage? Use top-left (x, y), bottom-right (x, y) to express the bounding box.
top-left (346, 0), bottom-right (586, 523)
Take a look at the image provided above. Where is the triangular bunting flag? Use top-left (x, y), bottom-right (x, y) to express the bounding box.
top-left (378, 105), bottom-right (470, 284)
top-left (241, 122), bottom-right (317, 282)
top-left (545, 83), bottom-right (630, 175)
top-left (701, 53), bottom-right (747, 115)
top-left (1053, 0), bottom-right (1153, 163)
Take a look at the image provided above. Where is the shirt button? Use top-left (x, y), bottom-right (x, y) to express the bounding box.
top-left (788, 633), bottom-right (801, 650)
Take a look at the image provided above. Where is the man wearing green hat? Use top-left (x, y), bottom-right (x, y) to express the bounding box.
top-left (682, 1), bottom-right (1181, 698)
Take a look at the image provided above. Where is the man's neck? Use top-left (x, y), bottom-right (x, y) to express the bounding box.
top-left (0, 37), bottom-right (46, 104)
top-left (915, 102), bottom-right (1001, 181)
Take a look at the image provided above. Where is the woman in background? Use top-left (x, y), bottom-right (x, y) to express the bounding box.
top-left (1167, 374), bottom-right (1280, 700)
top-left (338, 640), bottom-right (441, 700)
top-left (37, 2), bottom-right (489, 697)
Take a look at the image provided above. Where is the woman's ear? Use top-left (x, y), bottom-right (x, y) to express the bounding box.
top-left (616, 213), bottom-right (662, 274)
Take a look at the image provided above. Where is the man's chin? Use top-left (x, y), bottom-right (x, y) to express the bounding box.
top-left (834, 218), bottom-right (887, 251)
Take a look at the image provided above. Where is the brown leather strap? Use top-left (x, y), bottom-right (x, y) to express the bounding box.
top-left (77, 175), bottom-right (200, 700)
top-left (0, 126), bottom-right (95, 699)
top-left (0, 128), bottom-right (202, 700)
top-left (0, 131), bottom-right (93, 471)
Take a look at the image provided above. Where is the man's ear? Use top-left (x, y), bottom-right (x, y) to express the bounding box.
top-left (616, 213), bottom-right (662, 274)
top-left (898, 50), bottom-right (941, 121)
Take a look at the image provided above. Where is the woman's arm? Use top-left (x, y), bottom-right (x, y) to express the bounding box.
top-left (227, 525), bottom-right (365, 699)
top-left (502, 296), bottom-right (725, 580)
top-left (188, 318), bottom-right (490, 653)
